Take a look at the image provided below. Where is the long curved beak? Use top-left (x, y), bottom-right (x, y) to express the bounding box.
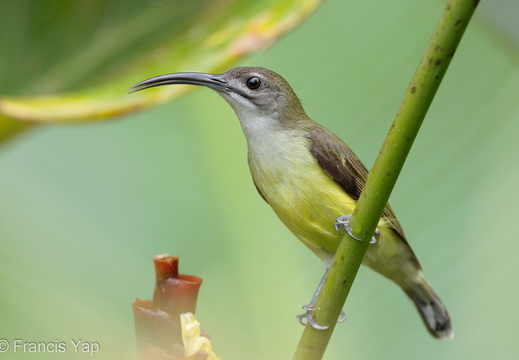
top-left (128, 72), bottom-right (228, 93)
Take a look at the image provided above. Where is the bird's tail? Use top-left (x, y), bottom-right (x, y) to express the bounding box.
top-left (404, 278), bottom-right (453, 339)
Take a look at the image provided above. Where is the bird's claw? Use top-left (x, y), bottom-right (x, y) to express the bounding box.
top-left (334, 215), bottom-right (378, 244)
top-left (338, 310), bottom-right (346, 323)
top-left (296, 307), bottom-right (346, 330)
top-left (297, 308), bottom-right (329, 330)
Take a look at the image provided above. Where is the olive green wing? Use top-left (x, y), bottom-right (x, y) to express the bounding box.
top-left (306, 125), bottom-right (406, 240)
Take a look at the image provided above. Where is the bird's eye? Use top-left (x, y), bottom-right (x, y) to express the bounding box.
top-left (246, 76), bottom-right (261, 89)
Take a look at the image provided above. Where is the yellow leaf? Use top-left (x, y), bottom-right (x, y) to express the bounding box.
top-left (0, 0), bottom-right (324, 143)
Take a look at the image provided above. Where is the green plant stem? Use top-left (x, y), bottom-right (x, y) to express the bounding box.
top-left (293, 0), bottom-right (479, 358)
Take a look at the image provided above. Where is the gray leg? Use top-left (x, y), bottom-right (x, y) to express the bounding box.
top-left (296, 267), bottom-right (346, 330)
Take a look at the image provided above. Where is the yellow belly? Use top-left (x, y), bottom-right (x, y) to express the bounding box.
top-left (269, 171), bottom-right (354, 259)
top-left (249, 141), bottom-right (356, 261)
top-left (247, 132), bottom-right (418, 286)
top-left (254, 163), bottom-right (418, 286)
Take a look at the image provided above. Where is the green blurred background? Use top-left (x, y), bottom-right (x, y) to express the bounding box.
top-left (1, 1), bottom-right (519, 359)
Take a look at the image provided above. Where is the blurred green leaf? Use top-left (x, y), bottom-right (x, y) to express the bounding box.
top-left (0, 0), bottom-right (323, 134)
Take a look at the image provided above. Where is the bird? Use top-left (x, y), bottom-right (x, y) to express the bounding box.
top-left (129, 66), bottom-right (452, 339)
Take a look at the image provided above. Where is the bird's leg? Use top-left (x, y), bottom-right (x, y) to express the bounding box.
top-left (297, 215), bottom-right (379, 330)
top-left (296, 267), bottom-right (346, 330)
top-left (297, 267), bottom-right (329, 330)
top-left (335, 214), bottom-right (379, 244)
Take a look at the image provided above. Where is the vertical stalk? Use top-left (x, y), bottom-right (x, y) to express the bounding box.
top-left (293, 0), bottom-right (479, 358)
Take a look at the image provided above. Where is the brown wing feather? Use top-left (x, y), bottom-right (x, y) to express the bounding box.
top-left (306, 126), bottom-right (407, 240)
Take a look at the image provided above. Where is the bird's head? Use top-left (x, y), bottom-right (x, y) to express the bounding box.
top-left (129, 67), bottom-right (309, 133)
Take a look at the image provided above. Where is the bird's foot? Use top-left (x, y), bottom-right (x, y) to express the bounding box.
top-left (335, 215), bottom-right (378, 244)
top-left (338, 310), bottom-right (346, 323)
top-left (297, 306), bottom-right (328, 330)
top-left (296, 306), bottom-right (346, 330)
